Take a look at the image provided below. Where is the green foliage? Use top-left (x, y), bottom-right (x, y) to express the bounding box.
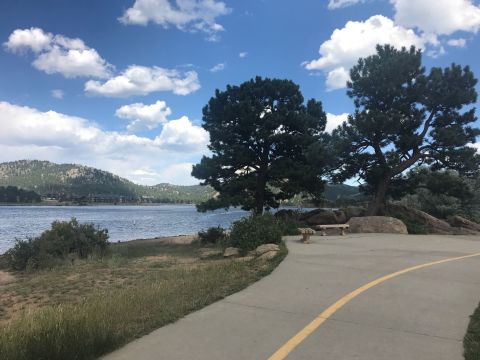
top-left (0, 160), bottom-right (214, 204)
top-left (192, 76), bottom-right (328, 214)
top-left (464, 301), bottom-right (480, 360)
top-left (386, 205), bottom-right (429, 234)
top-left (229, 213), bottom-right (282, 253)
top-left (198, 226), bottom-right (226, 245)
top-left (0, 186), bottom-right (40, 203)
top-left (330, 45), bottom-right (480, 215)
top-left (274, 210), bottom-right (303, 235)
top-left (5, 218), bottom-right (109, 271)
top-left (392, 167), bottom-right (480, 221)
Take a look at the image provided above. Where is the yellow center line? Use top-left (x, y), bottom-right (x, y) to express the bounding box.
top-left (268, 251), bottom-right (480, 360)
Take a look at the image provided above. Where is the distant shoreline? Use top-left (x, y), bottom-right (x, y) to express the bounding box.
top-left (0, 202), bottom-right (199, 207)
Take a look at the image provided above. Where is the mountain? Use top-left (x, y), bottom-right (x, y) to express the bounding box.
top-left (0, 160), bottom-right (214, 204)
top-left (0, 160), bottom-right (361, 205)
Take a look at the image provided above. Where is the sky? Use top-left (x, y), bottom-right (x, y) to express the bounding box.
top-left (0, 0), bottom-right (479, 185)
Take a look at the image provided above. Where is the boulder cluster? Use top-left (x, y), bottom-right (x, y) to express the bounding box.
top-left (198, 243), bottom-right (281, 261)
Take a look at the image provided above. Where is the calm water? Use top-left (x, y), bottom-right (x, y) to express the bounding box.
top-left (0, 205), bottom-right (249, 254)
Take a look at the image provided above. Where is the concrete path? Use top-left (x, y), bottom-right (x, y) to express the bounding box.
top-left (104, 234), bottom-right (480, 360)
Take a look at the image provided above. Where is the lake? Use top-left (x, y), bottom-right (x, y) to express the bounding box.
top-left (0, 205), bottom-right (251, 254)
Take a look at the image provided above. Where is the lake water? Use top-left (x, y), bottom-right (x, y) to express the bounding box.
top-left (0, 205), bottom-right (250, 254)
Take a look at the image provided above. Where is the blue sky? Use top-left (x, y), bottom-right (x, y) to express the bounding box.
top-left (0, 0), bottom-right (479, 185)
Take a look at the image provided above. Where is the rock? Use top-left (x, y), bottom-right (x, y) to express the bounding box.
top-left (348, 216), bottom-right (408, 234)
top-left (255, 244), bottom-right (280, 255)
top-left (274, 209), bottom-right (300, 220)
top-left (301, 209), bottom-right (347, 225)
top-left (452, 227), bottom-right (479, 236)
top-left (342, 206), bottom-right (366, 221)
top-left (448, 216), bottom-right (480, 233)
top-left (198, 248), bottom-right (223, 259)
top-left (388, 205), bottom-right (453, 234)
top-left (257, 251), bottom-right (278, 261)
top-left (223, 247), bottom-right (240, 258)
top-left (234, 256), bottom-right (255, 262)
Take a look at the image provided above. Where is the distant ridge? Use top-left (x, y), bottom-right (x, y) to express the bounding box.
top-left (0, 160), bottom-right (214, 204)
top-left (0, 160), bottom-right (361, 205)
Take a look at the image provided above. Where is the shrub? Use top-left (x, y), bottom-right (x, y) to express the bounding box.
top-left (274, 210), bottom-right (302, 236)
top-left (229, 213), bottom-right (282, 254)
top-left (198, 226), bottom-right (226, 245)
top-left (5, 218), bottom-right (109, 271)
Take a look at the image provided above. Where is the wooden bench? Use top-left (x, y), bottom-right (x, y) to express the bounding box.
top-left (298, 228), bottom-right (315, 243)
top-left (313, 224), bottom-right (349, 236)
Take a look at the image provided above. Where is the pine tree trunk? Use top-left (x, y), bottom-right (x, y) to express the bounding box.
top-left (366, 178), bottom-right (389, 216)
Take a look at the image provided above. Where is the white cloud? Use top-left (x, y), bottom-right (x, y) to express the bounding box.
top-left (328, 0), bottom-right (364, 9)
top-left (447, 38), bottom-right (467, 47)
top-left (210, 62), bottom-right (225, 72)
top-left (304, 15), bottom-right (430, 90)
top-left (119, 0), bottom-right (231, 41)
top-left (155, 116), bottom-right (209, 150)
top-left (51, 89), bottom-right (64, 99)
top-left (326, 113), bottom-right (349, 132)
top-left (239, 51), bottom-right (248, 58)
top-left (4, 27), bottom-right (112, 78)
top-left (0, 101), bottom-right (209, 185)
top-left (85, 65), bottom-right (200, 97)
top-left (392, 0), bottom-right (480, 36)
top-left (115, 100), bottom-right (172, 131)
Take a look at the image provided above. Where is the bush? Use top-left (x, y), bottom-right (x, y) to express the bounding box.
top-left (5, 218), bottom-right (109, 271)
top-left (274, 210), bottom-right (302, 236)
top-left (229, 213), bottom-right (282, 254)
top-left (198, 226), bottom-right (226, 245)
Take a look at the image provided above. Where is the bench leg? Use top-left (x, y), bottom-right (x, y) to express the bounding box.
top-left (302, 234), bottom-right (310, 243)
top-left (321, 230), bottom-right (326, 236)
top-left (341, 228), bottom-right (346, 236)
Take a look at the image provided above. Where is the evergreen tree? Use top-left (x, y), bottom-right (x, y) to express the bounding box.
top-left (192, 77), bottom-right (328, 214)
top-left (331, 45), bottom-right (480, 215)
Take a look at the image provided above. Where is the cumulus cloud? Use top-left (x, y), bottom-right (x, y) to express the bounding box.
top-left (115, 100), bottom-right (172, 131)
top-left (392, 0), bottom-right (480, 36)
top-left (85, 65), bottom-right (200, 97)
top-left (51, 89), bottom-right (64, 99)
top-left (304, 15), bottom-right (431, 90)
top-left (0, 101), bottom-right (209, 185)
top-left (155, 116), bottom-right (209, 150)
top-left (210, 62), bottom-right (225, 72)
top-left (239, 51), bottom-right (248, 58)
top-left (119, 0), bottom-right (231, 41)
top-left (326, 113), bottom-right (349, 132)
top-left (4, 27), bottom-right (112, 78)
top-left (328, 0), bottom-right (364, 9)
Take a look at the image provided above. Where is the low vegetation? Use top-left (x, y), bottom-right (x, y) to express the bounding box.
top-left (5, 219), bottom-right (109, 271)
top-left (0, 235), bottom-right (287, 360)
top-left (464, 301), bottom-right (480, 360)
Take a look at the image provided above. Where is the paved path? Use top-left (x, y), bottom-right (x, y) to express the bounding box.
top-left (104, 234), bottom-right (480, 360)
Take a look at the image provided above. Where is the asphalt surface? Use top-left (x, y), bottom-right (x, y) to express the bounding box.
top-left (103, 234), bottom-right (480, 360)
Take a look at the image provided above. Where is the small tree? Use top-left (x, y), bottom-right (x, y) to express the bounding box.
top-left (192, 76), bottom-right (327, 214)
top-left (331, 45), bottom-right (480, 215)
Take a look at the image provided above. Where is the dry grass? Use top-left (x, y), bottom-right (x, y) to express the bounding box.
top-left (0, 239), bottom-right (287, 360)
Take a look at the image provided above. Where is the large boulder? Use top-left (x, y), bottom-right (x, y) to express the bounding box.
top-left (388, 205), bottom-right (453, 235)
top-left (348, 216), bottom-right (408, 234)
top-left (448, 216), bottom-right (480, 233)
top-left (300, 209), bottom-right (347, 225)
top-left (341, 206), bottom-right (367, 221)
top-left (258, 251), bottom-right (278, 261)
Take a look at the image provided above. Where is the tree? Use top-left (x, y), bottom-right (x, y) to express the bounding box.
top-left (192, 76), bottom-right (327, 214)
top-left (331, 45), bottom-right (480, 215)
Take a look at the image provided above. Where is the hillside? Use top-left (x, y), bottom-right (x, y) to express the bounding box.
top-left (0, 160), bottom-right (361, 205)
top-left (0, 160), bottom-right (214, 204)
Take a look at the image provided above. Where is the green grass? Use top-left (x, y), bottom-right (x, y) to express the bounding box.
top-left (0, 240), bottom-right (287, 360)
top-left (464, 301), bottom-right (480, 360)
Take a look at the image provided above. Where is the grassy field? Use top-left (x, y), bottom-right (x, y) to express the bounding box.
top-left (464, 301), bottom-right (480, 360)
top-left (0, 238), bottom-right (287, 360)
